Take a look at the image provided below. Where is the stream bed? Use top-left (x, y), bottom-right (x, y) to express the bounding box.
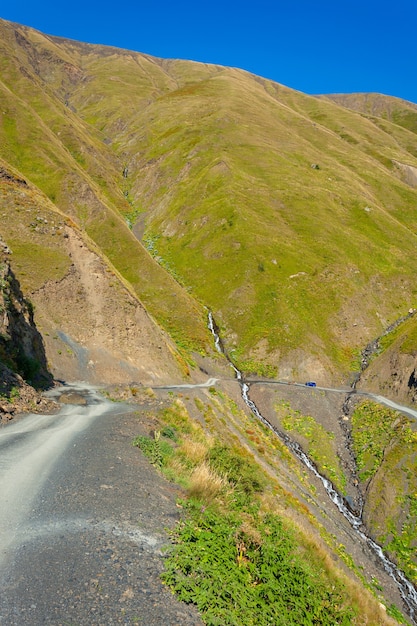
top-left (208, 312), bottom-right (417, 623)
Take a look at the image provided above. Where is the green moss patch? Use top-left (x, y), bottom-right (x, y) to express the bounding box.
top-left (276, 401), bottom-right (347, 494)
top-left (352, 400), bottom-right (417, 581)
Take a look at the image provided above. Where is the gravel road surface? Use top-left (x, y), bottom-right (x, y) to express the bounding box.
top-left (0, 384), bottom-right (202, 626)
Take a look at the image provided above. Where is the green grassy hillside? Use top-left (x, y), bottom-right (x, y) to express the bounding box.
top-left (320, 92), bottom-right (417, 137)
top-left (2, 18), bottom-right (417, 383)
top-left (0, 21), bottom-right (211, 356)
top-left (3, 18), bottom-right (417, 623)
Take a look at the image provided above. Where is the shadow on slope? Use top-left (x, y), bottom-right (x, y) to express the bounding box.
top-left (0, 256), bottom-right (53, 391)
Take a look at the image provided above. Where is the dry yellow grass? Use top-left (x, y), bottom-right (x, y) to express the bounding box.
top-left (178, 436), bottom-right (209, 464)
top-left (187, 461), bottom-right (228, 502)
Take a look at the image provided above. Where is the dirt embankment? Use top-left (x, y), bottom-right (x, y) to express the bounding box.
top-left (32, 228), bottom-right (190, 387)
top-left (358, 347), bottom-right (417, 405)
top-left (1, 224), bottom-right (200, 421)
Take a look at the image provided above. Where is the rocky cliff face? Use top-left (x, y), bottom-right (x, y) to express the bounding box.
top-left (356, 315), bottom-right (417, 406)
top-left (0, 243), bottom-right (51, 388)
top-left (0, 242), bottom-right (55, 421)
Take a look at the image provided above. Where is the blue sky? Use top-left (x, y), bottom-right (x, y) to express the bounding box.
top-left (2, 1), bottom-right (416, 104)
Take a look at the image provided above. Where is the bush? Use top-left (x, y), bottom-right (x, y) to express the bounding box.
top-left (163, 503), bottom-right (357, 626)
top-left (208, 444), bottom-right (267, 504)
top-left (132, 432), bottom-right (174, 467)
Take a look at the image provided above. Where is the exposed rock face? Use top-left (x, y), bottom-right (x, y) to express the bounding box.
top-left (0, 244), bottom-right (52, 390)
top-left (358, 348), bottom-right (417, 405)
top-left (0, 243), bottom-right (56, 421)
top-left (0, 362), bottom-right (56, 423)
top-left (393, 160), bottom-right (417, 188)
top-left (407, 368), bottom-right (417, 399)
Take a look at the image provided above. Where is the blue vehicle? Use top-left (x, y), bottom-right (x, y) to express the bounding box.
top-left (305, 381), bottom-right (317, 387)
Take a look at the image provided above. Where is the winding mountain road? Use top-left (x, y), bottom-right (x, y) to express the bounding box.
top-left (0, 384), bottom-right (202, 626)
top-left (242, 377), bottom-right (417, 421)
top-left (1, 375), bottom-right (416, 625)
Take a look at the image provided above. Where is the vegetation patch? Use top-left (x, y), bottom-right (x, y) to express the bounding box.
top-left (163, 502), bottom-right (357, 626)
top-left (132, 430), bottom-right (174, 468)
top-left (133, 394), bottom-right (396, 624)
top-left (352, 401), bottom-right (417, 581)
top-left (275, 401), bottom-right (347, 494)
top-left (351, 401), bottom-right (412, 482)
top-left (7, 240), bottom-right (71, 291)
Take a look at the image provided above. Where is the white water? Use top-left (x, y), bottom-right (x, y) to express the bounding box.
top-left (208, 311), bottom-right (223, 354)
top-left (207, 314), bottom-right (417, 622)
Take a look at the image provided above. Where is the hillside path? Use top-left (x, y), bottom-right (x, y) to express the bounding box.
top-left (0, 384), bottom-right (202, 626)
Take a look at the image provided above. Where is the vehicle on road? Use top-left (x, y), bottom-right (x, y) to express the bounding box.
top-left (305, 381), bottom-right (317, 387)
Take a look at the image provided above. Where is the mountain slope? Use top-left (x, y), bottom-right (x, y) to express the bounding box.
top-left (51, 33), bottom-right (417, 381)
top-left (2, 18), bottom-right (417, 623)
top-left (0, 159), bottom-right (193, 384)
top-left (0, 21), bottom-right (212, 366)
top-left (2, 18), bottom-right (417, 383)
top-left (319, 92), bottom-right (417, 137)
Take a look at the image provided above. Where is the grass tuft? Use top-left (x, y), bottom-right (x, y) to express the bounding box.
top-left (187, 461), bottom-right (228, 502)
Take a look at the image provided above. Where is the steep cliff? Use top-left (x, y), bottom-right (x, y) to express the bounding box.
top-left (0, 240), bottom-right (55, 420)
top-left (357, 313), bottom-right (417, 404)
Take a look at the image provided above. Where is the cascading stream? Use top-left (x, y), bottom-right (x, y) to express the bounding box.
top-left (207, 312), bottom-right (417, 622)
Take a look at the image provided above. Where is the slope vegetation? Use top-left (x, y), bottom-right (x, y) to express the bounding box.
top-left (2, 19), bottom-right (417, 383)
top-left (2, 17), bottom-right (417, 624)
top-left (320, 92), bottom-right (417, 137)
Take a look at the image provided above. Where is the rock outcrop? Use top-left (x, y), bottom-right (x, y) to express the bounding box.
top-left (0, 242), bottom-right (55, 421)
top-left (0, 243), bottom-right (52, 389)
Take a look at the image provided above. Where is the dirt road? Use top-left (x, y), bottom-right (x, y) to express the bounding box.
top-left (0, 384), bottom-right (202, 626)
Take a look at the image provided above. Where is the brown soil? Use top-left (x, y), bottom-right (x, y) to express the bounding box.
top-left (32, 228), bottom-right (190, 386)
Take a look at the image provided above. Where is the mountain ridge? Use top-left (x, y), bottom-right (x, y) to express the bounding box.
top-left (3, 17), bottom-right (417, 383)
top-left (318, 92), bottom-right (417, 136)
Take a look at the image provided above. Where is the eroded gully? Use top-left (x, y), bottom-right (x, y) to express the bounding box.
top-left (208, 312), bottom-right (417, 623)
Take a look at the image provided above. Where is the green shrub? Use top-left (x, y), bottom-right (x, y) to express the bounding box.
top-left (208, 444), bottom-right (267, 504)
top-left (163, 502), bottom-right (357, 626)
top-left (132, 431), bottom-right (174, 467)
top-left (351, 401), bottom-right (405, 482)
